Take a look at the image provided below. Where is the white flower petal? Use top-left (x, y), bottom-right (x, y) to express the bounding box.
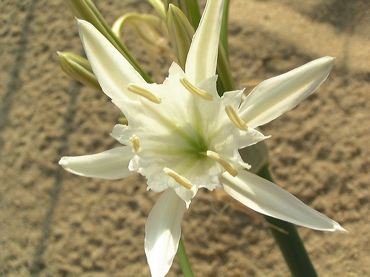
top-left (77, 20), bottom-right (145, 109)
top-left (145, 189), bottom-right (186, 277)
top-left (238, 128), bottom-right (270, 149)
top-left (239, 57), bottom-right (334, 128)
top-left (185, 0), bottom-right (224, 84)
top-left (221, 89), bottom-right (245, 108)
top-left (221, 170), bottom-right (345, 232)
top-left (59, 147), bottom-right (133, 180)
top-left (111, 124), bottom-right (132, 144)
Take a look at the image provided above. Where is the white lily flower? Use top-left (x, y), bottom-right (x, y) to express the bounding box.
top-left (59, 0), bottom-right (344, 275)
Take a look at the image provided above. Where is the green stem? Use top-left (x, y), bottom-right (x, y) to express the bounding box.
top-left (177, 238), bottom-right (195, 277)
top-left (258, 165), bottom-right (317, 277)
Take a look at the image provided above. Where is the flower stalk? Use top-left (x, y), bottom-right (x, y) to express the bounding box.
top-left (258, 165), bottom-right (318, 277)
top-left (177, 238), bottom-right (195, 277)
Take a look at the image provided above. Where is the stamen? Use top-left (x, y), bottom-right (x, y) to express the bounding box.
top-left (127, 84), bottom-right (161, 104)
top-left (225, 105), bottom-right (248, 130)
top-left (206, 150), bottom-right (238, 176)
top-left (130, 135), bottom-right (141, 153)
top-left (180, 78), bottom-right (213, 100)
top-left (163, 167), bottom-right (193, 189)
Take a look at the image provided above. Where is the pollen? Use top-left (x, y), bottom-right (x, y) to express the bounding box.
top-left (130, 135), bottom-right (141, 153)
top-left (127, 84), bottom-right (161, 104)
top-left (225, 105), bottom-right (248, 130)
top-left (163, 167), bottom-right (193, 189)
top-left (206, 150), bottom-right (238, 177)
top-left (180, 78), bottom-right (213, 100)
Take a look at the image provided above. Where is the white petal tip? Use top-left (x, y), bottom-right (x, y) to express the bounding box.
top-left (76, 18), bottom-right (85, 25)
top-left (333, 222), bottom-right (347, 233)
top-left (58, 157), bottom-right (68, 167)
top-left (76, 19), bottom-right (92, 32)
top-left (319, 56), bottom-right (335, 67)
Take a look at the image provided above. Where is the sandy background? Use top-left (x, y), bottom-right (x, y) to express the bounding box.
top-left (1, 0), bottom-right (369, 276)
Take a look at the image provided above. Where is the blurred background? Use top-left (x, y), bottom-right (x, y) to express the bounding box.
top-left (0, 0), bottom-right (369, 276)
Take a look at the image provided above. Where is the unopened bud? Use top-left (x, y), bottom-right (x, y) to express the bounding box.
top-left (57, 51), bottom-right (100, 90)
top-left (166, 4), bottom-right (194, 69)
top-left (112, 13), bottom-right (167, 50)
top-left (67, 0), bottom-right (150, 82)
top-left (148, 0), bottom-right (166, 18)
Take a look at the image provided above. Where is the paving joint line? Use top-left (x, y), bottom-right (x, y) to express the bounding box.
top-left (30, 80), bottom-right (82, 276)
top-left (0, 0), bottom-right (36, 150)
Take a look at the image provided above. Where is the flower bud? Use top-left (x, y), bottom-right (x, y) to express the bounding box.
top-left (166, 4), bottom-right (194, 69)
top-left (147, 0), bottom-right (166, 18)
top-left (67, 0), bottom-right (150, 82)
top-left (67, 0), bottom-right (110, 38)
top-left (57, 51), bottom-right (100, 89)
top-left (112, 13), bottom-right (167, 50)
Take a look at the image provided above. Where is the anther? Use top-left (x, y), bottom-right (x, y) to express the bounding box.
top-left (180, 78), bottom-right (213, 100)
top-left (130, 135), bottom-right (141, 153)
top-left (225, 105), bottom-right (248, 130)
top-left (163, 167), bottom-right (193, 189)
top-left (206, 150), bottom-right (238, 176)
top-left (127, 84), bottom-right (161, 104)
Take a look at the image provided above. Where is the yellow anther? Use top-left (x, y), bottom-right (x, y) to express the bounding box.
top-left (180, 78), bottom-right (213, 100)
top-left (127, 84), bottom-right (161, 104)
top-left (163, 167), bottom-right (193, 190)
top-left (225, 105), bottom-right (248, 130)
top-left (130, 135), bottom-right (141, 153)
top-left (206, 150), bottom-right (238, 177)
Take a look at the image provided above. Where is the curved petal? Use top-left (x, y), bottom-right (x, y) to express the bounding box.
top-left (239, 57), bottom-right (334, 128)
top-left (77, 20), bottom-right (145, 110)
top-left (238, 128), bottom-right (269, 149)
top-left (145, 189), bottom-right (186, 277)
top-left (221, 170), bottom-right (345, 232)
top-left (185, 0), bottom-right (224, 84)
top-left (111, 124), bottom-right (132, 144)
top-left (221, 89), bottom-right (244, 108)
top-left (59, 147), bottom-right (133, 180)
